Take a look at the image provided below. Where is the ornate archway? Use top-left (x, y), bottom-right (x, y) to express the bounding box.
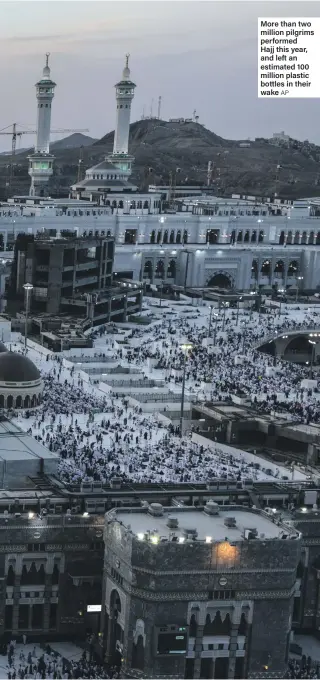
top-left (206, 270), bottom-right (234, 289)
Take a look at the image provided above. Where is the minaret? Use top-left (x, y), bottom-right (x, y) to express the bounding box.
top-left (28, 54), bottom-right (56, 197)
top-left (107, 54), bottom-right (136, 176)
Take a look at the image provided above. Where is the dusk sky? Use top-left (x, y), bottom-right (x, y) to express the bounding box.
top-left (0, 1), bottom-right (320, 150)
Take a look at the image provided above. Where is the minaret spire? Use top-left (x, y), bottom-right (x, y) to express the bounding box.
top-left (28, 55), bottom-right (56, 197)
top-left (106, 54), bottom-right (136, 176)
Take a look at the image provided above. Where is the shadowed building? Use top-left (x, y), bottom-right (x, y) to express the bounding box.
top-left (101, 502), bottom-right (301, 679)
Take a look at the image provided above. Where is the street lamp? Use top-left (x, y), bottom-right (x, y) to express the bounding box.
top-left (308, 340), bottom-right (316, 379)
top-left (278, 288), bottom-right (285, 316)
top-left (208, 306), bottom-right (213, 339)
top-left (236, 297), bottom-right (242, 326)
top-left (213, 312), bottom-right (219, 344)
top-left (23, 283), bottom-right (33, 349)
top-left (179, 343), bottom-right (193, 437)
top-left (222, 302), bottom-right (229, 332)
top-left (296, 275), bottom-right (303, 302)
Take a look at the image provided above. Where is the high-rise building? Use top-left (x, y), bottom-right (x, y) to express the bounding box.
top-left (101, 502), bottom-right (301, 679)
top-left (6, 233), bottom-right (143, 325)
top-left (28, 54), bottom-right (56, 197)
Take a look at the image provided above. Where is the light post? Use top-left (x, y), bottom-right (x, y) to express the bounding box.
top-left (308, 340), bottom-right (316, 379)
top-left (278, 288), bottom-right (285, 316)
top-left (296, 275), bottom-right (303, 302)
top-left (208, 306), bottom-right (213, 339)
top-left (23, 283), bottom-right (33, 349)
top-left (159, 279), bottom-right (164, 307)
top-left (236, 297), bottom-right (242, 326)
top-left (179, 343), bottom-right (192, 437)
top-left (222, 302), bottom-right (228, 332)
top-left (213, 313), bottom-right (219, 344)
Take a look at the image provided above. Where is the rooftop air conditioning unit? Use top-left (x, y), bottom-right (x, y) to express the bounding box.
top-left (148, 503), bottom-right (164, 517)
top-left (182, 528), bottom-right (198, 539)
top-left (204, 501), bottom-right (220, 516)
top-left (224, 517), bottom-right (236, 528)
top-left (110, 477), bottom-right (122, 489)
top-left (167, 516), bottom-right (179, 529)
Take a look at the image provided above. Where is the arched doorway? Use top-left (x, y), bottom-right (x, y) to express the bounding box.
top-left (143, 261), bottom-right (153, 280)
top-left (207, 272), bottom-right (232, 289)
top-left (108, 589), bottom-right (123, 666)
top-left (167, 259), bottom-right (176, 278)
top-left (155, 260), bottom-right (165, 278)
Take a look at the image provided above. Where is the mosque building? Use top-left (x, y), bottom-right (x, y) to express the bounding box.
top-left (0, 55), bottom-right (320, 297)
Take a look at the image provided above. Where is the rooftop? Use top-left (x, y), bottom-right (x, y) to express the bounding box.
top-left (0, 419), bottom-right (58, 462)
top-left (112, 505), bottom-right (297, 542)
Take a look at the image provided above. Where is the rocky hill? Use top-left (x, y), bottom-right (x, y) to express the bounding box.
top-left (0, 119), bottom-right (319, 199)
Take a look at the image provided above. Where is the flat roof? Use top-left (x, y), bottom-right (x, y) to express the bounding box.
top-left (0, 419), bottom-right (58, 462)
top-left (114, 506), bottom-right (290, 541)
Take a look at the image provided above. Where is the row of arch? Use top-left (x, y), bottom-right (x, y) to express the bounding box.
top-left (150, 229), bottom-right (188, 245)
top-left (0, 393), bottom-right (42, 409)
top-left (231, 229), bottom-right (264, 244)
top-left (190, 611), bottom-right (248, 637)
top-left (7, 563), bottom-right (60, 586)
top-left (279, 230), bottom-right (320, 245)
top-left (104, 200), bottom-right (151, 210)
top-left (143, 259), bottom-right (176, 279)
top-left (252, 259), bottom-right (299, 278)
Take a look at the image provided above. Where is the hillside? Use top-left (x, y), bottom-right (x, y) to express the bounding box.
top-left (0, 119), bottom-right (319, 199)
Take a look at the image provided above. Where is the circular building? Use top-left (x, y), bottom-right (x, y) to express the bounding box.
top-left (0, 352), bottom-right (43, 409)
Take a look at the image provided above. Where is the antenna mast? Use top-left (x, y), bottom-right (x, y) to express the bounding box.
top-left (157, 96), bottom-right (162, 120)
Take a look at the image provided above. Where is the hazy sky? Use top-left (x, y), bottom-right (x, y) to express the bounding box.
top-left (0, 0), bottom-right (319, 150)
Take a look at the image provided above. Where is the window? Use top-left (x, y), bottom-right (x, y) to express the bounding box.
top-left (111, 567), bottom-right (123, 586)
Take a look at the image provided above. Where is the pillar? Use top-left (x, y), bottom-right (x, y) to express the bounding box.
top-left (228, 603), bottom-right (242, 679)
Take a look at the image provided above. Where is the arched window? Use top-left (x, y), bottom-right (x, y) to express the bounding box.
top-left (176, 231), bottom-right (181, 244)
top-left (16, 395), bottom-right (22, 408)
top-left (287, 230), bottom-right (293, 245)
top-left (118, 200), bottom-right (123, 209)
top-left (163, 230), bottom-right (168, 244)
top-left (7, 565), bottom-right (15, 586)
top-left (309, 231), bottom-right (314, 245)
top-left (155, 260), bottom-right (165, 278)
top-left (143, 201), bottom-right (149, 209)
top-left (301, 231), bottom-right (307, 244)
top-left (112, 200), bottom-right (117, 209)
top-left (237, 231), bottom-right (243, 242)
top-left (0, 394), bottom-right (4, 408)
top-left (24, 395), bottom-right (30, 408)
top-left (183, 230), bottom-right (188, 244)
top-left (137, 201), bottom-right (142, 209)
top-left (251, 230), bottom-right (257, 242)
top-left (169, 230), bottom-right (175, 244)
top-left (7, 395), bottom-right (13, 409)
top-left (157, 231), bottom-right (162, 244)
top-left (294, 230), bottom-right (300, 244)
top-left (31, 395), bottom-right (37, 408)
top-left (244, 230), bottom-right (250, 242)
top-left (167, 259), bottom-right (176, 278)
top-left (279, 231), bottom-right (285, 245)
top-left (150, 230), bottom-right (156, 244)
top-left (316, 231), bottom-right (320, 245)
top-left (258, 230), bottom-right (264, 243)
top-left (131, 201), bottom-right (136, 210)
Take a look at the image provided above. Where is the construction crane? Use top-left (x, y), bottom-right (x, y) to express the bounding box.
top-left (0, 123), bottom-right (89, 186)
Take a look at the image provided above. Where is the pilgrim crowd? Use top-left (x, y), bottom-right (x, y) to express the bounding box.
top-left (7, 300), bottom-right (319, 486)
top-left (4, 640), bottom-right (119, 679)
